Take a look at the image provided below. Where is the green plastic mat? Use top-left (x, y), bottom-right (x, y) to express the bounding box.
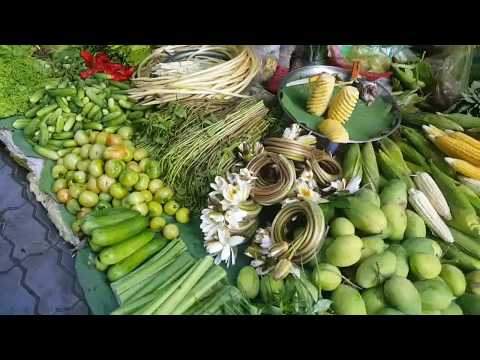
top-left (280, 84), bottom-right (395, 141)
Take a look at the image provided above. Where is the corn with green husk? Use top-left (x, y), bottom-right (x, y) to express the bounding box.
top-left (377, 149), bottom-right (415, 190)
top-left (379, 138), bottom-right (411, 175)
top-left (437, 112), bottom-right (480, 129)
top-left (342, 144), bottom-right (362, 182)
top-left (361, 142), bottom-right (380, 192)
top-left (395, 140), bottom-right (429, 169)
top-left (402, 111), bottom-right (464, 131)
top-left (429, 161), bottom-right (480, 239)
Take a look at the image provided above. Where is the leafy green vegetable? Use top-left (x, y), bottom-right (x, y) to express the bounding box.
top-left (0, 52), bottom-right (52, 118)
top-left (106, 45), bottom-right (153, 66)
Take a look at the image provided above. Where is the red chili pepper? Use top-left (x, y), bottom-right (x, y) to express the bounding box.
top-left (79, 50), bottom-right (134, 81)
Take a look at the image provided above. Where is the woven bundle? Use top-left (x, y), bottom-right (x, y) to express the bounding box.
top-left (129, 45), bottom-right (259, 106)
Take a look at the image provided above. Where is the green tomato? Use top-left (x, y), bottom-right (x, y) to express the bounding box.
top-left (77, 207), bottom-right (92, 220)
top-left (80, 144), bottom-right (92, 159)
top-left (123, 147), bottom-right (134, 162)
top-left (57, 189), bottom-right (71, 204)
top-left (126, 161), bottom-right (142, 173)
top-left (109, 183), bottom-right (128, 200)
top-left (134, 173), bottom-right (150, 191)
top-left (73, 171), bottom-right (87, 184)
top-left (175, 208), bottom-right (190, 224)
top-left (89, 131), bottom-right (99, 144)
top-left (139, 158), bottom-right (151, 172)
top-left (56, 158), bottom-right (64, 166)
top-left (155, 186), bottom-right (174, 204)
top-left (69, 183), bottom-right (84, 199)
top-left (65, 170), bottom-right (75, 182)
top-left (112, 198), bottom-right (122, 208)
top-left (163, 223), bottom-right (180, 240)
top-left (150, 217), bottom-right (167, 231)
top-left (88, 159), bottom-right (104, 178)
top-left (148, 179), bottom-right (164, 194)
top-left (96, 200), bottom-right (112, 210)
top-left (119, 169), bottom-right (139, 187)
top-left (52, 164), bottom-right (67, 179)
top-left (76, 159), bottom-right (91, 172)
top-left (96, 132), bottom-right (108, 145)
top-left (71, 147), bottom-right (81, 155)
top-left (147, 201), bottom-right (163, 217)
top-left (52, 178), bottom-right (67, 193)
top-left (105, 159), bottom-right (124, 179)
top-left (144, 159), bottom-right (161, 179)
top-left (126, 191), bottom-right (145, 206)
top-left (133, 148), bottom-right (149, 161)
top-left (97, 175), bottom-right (116, 193)
top-left (132, 203), bottom-right (149, 216)
top-left (117, 126), bottom-right (133, 140)
top-left (64, 153), bottom-right (81, 171)
top-left (66, 198), bottom-right (81, 215)
top-left (164, 200), bottom-right (180, 216)
top-left (89, 144), bottom-right (106, 160)
top-left (74, 130), bottom-right (89, 146)
top-left (99, 192), bottom-right (113, 202)
top-left (78, 191), bottom-right (99, 208)
top-left (122, 197), bottom-right (132, 209)
top-left (86, 176), bottom-right (100, 193)
top-left (140, 190), bottom-right (153, 203)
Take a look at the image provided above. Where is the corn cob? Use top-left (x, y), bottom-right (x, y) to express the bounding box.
top-left (395, 140), bottom-right (429, 168)
top-left (429, 161), bottom-right (480, 239)
top-left (408, 188), bottom-right (454, 243)
top-left (380, 138), bottom-right (411, 174)
top-left (445, 130), bottom-right (480, 151)
top-left (402, 112), bottom-right (463, 131)
top-left (445, 157), bottom-right (480, 180)
top-left (377, 149), bottom-right (415, 189)
top-left (361, 142), bottom-right (380, 192)
top-left (422, 125), bottom-right (446, 140)
top-left (458, 176), bottom-right (480, 195)
top-left (430, 134), bottom-right (480, 166)
top-left (342, 143), bottom-right (362, 182)
top-left (413, 172), bottom-right (452, 220)
top-left (307, 73), bottom-right (336, 116)
top-left (327, 86), bottom-right (359, 124)
top-left (437, 112), bottom-right (480, 129)
top-left (317, 118), bottom-right (349, 143)
top-left (406, 161), bottom-right (428, 173)
top-left (401, 126), bottom-right (455, 176)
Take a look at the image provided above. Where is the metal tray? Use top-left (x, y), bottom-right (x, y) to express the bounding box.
top-left (278, 65), bottom-right (401, 144)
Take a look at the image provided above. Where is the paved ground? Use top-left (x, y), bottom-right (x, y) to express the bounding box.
top-left (0, 146), bottom-right (89, 315)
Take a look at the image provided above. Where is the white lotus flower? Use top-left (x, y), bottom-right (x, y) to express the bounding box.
top-left (221, 182), bottom-right (251, 209)
top-left (225, 207), bottom-right (248, 229)
top-left (281, 197), bottom-right (300, 207)
top-left (300, 168), bottom-right (318, 190)
top-left (324, 175), bottom-right (362, 195)
top-left (210, 176), bottom-right (228, 195)
top-left (283, 123), bottom-right (302, 140)
top-left (253, 227), bottom-right (273, 250)
top-left (205, 228), bottom-right (246, 267)
top-left (200, 208), bottom-right (225, 241)
top-left (295, 178), bottom-right (323, 203)
top-left (238, 168), bottom-right (257, 183)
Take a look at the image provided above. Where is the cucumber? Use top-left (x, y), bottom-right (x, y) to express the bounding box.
top-left (91, 215), bottom-right (149, 246)
top-left (81, 209), bottom-right (138, 235)
top-left (89, 207), bottom-right (132, 218)
top-left (99, 230), bottom-right (155, 265)
top-left (106, 237), bottom-right (167, 282)
top-left (89, 241), bottom-right (103, 253)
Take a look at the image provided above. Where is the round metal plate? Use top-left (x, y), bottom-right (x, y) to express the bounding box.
top-left (278, 65), bottom-right (402, 144)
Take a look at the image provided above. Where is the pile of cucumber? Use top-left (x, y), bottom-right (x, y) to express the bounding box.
top-left (13, 74), bottom-right (152, 160)
top-left (81, 208), bottom-right (169, 282)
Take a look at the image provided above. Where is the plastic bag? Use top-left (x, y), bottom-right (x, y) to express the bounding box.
top-left (427, 45), bottom-right (474, 111)
top-left (252, 45), bottom-right (281, 83)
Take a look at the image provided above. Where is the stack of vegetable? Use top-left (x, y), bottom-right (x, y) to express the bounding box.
top-left (14, 74), bottom-right (153, 159)
top-left (110, 239), bottom-right (236, 315)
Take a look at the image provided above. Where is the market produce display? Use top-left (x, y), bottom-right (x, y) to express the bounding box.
top-left (2, 44), bottom-right (480, 316)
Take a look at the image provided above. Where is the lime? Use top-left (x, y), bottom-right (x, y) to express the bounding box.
top-left (150, 217), bottom-right (167, 231)
top-left (175, 208), bottom-right (190, 224)
top-left (164, 200), bottom-right (180, 216)
top-left (163, 223), bottom-right (180, 240)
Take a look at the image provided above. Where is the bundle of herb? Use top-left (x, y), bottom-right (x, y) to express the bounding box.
top-left (0, 47), bottom-right (52, 118)
top-left (136, 98), bottom-right (273, 212)
top-left (452, 81), bottom-right (480, 116)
